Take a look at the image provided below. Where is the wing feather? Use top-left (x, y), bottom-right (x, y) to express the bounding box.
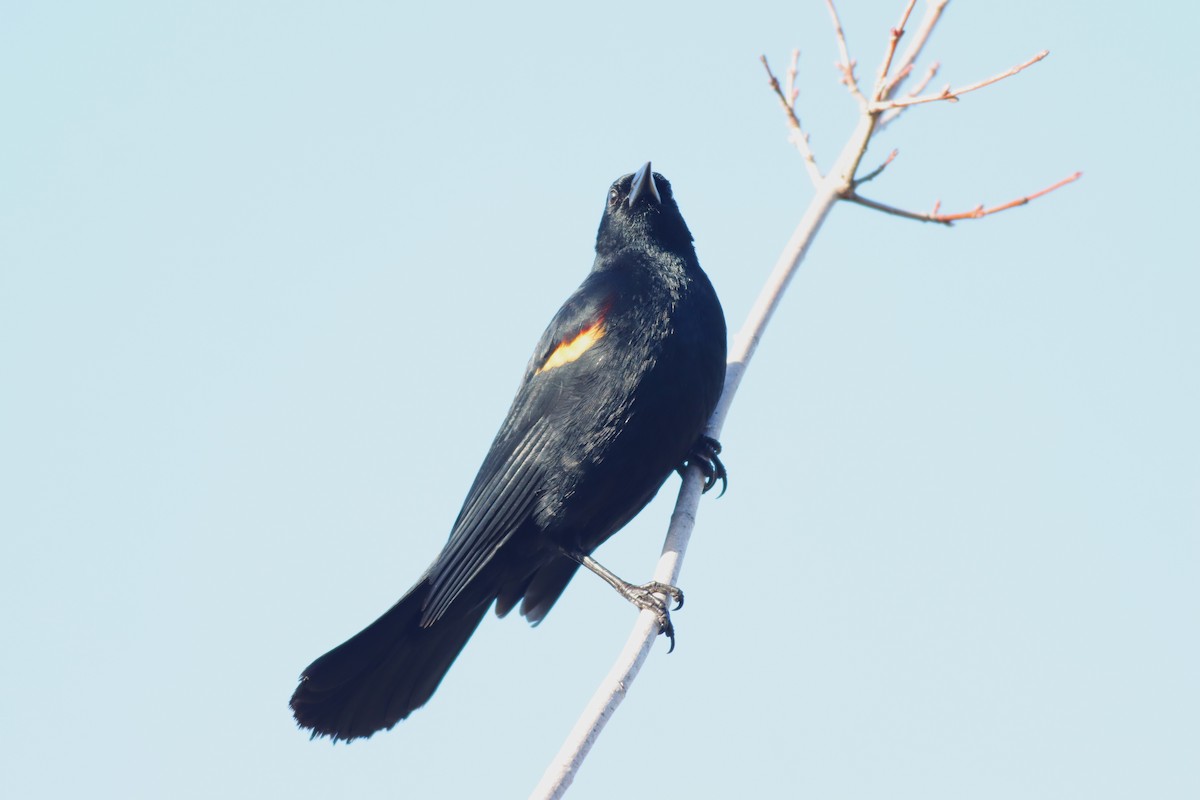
top-left (421, 274), bottom-right (621, 626)
top-left (421, 417), bottom-right (553, 625)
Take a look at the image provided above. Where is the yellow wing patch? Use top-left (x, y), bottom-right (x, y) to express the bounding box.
top-left (536, 321), bottom-right (606, 375)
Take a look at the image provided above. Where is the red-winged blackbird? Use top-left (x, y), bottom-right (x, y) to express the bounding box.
top-left (290, 163), bottom-right (727, 741)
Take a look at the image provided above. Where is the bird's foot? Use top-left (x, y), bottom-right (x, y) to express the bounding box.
top-left (569, 551), bottom-right (687, 652)
top-left (616, 581), bottom-right (685, 653)
top-left (679, 435), bottom-right (727, 496)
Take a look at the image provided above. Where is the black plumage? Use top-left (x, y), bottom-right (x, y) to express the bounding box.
top-left (290, 163), bottom-right (726, 741)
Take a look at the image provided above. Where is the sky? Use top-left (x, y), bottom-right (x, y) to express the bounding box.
top-left (2, 1), bottom-right (1197, 798)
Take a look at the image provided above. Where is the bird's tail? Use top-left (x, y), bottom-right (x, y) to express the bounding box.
top-left (289, 578), bottom-right (488, 741)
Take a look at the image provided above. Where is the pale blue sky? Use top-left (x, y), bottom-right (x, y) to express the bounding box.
top-left (2, 2), bottom-right (1196, 798)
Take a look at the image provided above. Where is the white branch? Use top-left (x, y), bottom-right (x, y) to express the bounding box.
top-left (875, 49), bottom-right (1049, 109)
top-left (531, 117), bottom-right (878, 797)
top-left (882, 0), bottom-right (949, 100)
top-left (530, 1), bottom-right (1075, 794)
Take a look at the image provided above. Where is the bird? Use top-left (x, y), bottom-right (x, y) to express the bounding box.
top-left (290, 162), bottom-right (727, 742)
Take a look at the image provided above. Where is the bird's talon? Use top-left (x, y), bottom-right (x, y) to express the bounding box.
top-left (645, 601), bottom-right (675, 652)
top-left (619, 581), bottom-right (683, 651)
top-left (639, 580), bottom-right (684, 608)
top-left (685, 435), bottom-right (728, 497)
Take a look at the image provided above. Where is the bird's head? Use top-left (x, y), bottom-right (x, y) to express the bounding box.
top-left (595, 162), bottom-right (695, 255)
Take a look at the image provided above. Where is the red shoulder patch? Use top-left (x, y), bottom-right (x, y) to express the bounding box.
top-left (536, 314), bottom-right (607, 375)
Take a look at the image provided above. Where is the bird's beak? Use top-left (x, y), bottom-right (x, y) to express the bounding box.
top-left (628, 162), bottom-right (661, 207)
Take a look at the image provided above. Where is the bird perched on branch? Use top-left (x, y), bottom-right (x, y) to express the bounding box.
top-left (290, 162), bottom-right (727, 741)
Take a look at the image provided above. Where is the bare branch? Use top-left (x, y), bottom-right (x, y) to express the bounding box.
top-left (785, 48), bottom-right (800, 108)
top-left (844, 191), bottom-right (952, 225)
top-left (760, 55), bottom-right (823, 186)
top-left (823, 0), bottom-right (867, 107)
top-left (909, 60), bottom-right (941, 96)
top-left (883, 0), bottom-right (950, 99)
top-left (846, 171), bottom-right (1082, 225)
top-left (878, 50), bottom-right (1049, 109)
top-left (873, 0), bottom-right (919, 101)
top-left (887, 63), bottom-right (915, 93)
top-left (877, 60), bottom-right (940, 130)
top-left (539, 4), bottom-right (1078, 793)
top-left (854, 148), bottom-right (899, 186)
top-left (929, 171), bottom-right (1083, 222)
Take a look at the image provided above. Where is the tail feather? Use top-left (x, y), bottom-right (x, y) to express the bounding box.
top-left (495, 555), bottom-right (580, 624)
top-left (290, 578), bottom-right (489, 741)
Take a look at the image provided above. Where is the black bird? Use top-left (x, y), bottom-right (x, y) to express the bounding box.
top-left (290, 163), bottom-right (727, 741)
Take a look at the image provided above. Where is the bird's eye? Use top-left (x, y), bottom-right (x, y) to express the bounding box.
top-left (608, 188), bottom-right (619, 207)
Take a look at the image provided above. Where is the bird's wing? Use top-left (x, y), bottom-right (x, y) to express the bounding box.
top-left (420, 277), bottom-right (618, 626)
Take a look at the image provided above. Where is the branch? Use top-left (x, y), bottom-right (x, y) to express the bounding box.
top-left (823, 0), bottom-right (867, 107)
top-left (843, 191), bottom-right (950, 225)
top-left (883, 0), bottom-right (949, 99)
top-left (873, 0), bottom-right (919, 101)
top-left (784, 47), bottom-right (800, 109)
top-left (854, 148), bottom-right (899, 186)
top-left (761, 54), bottom-right (823, 186)
top-left (877, 60), bottom-right (939, 131)
top-left (532, 2), bottom-right (1079, 794)
top-left (877, 50), bottom-right (1049, 109)
top-left (531, 177), bottom-right (844, 800)
top-left (928, 171), bottom-right (1083, 222)
top-left (846, 171), bottom-right (1082, 225)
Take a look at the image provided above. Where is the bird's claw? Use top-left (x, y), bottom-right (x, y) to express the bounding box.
top-left (620, 581), bottom-right (685, 653)
top-left (570, 551), bottom-right (687, 652)
top-left (639, 580), bottom-right (684, 610)
top-left (679, 435), bottom-right (728, 497)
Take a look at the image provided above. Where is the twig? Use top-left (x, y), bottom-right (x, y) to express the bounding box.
top-left (854, 149), bottom-right (899, 186)
top-left (844, 191), bottom-right (951, 225)
top-left (909, 61), bottom-right (941, 96)
top-left (886, 63), bottom-right (914, 93)
top-left (873, 0), bottom-right (919, 100)
top-left (877, 60), bottom-right (939, 130)
top-left (846, 171), bottom-right (1082, 224)
top-left (823, 0), bottom-right (867, 107)
top-left (785, 48), bottom-right (800, 108)
top-left (883, 0), bottom-right (949, 99)
top-left (878, 50), bottom-right (1049, 109)
top-left (761, 55), bottom-right (823, 186)
top-left (928, 171), bottom-right (1083, 222)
